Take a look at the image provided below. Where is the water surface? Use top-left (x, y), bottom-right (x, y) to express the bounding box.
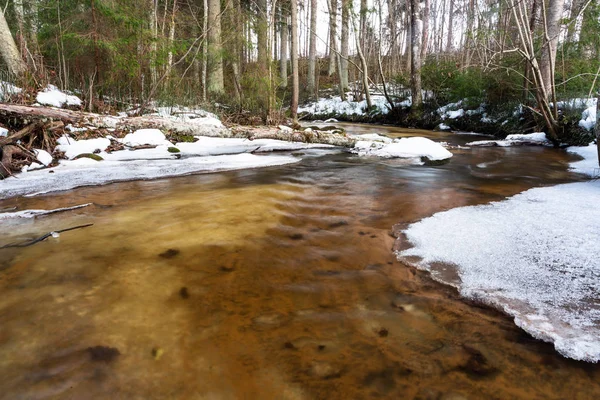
top-left (0, 125), bottom-right (597, 399)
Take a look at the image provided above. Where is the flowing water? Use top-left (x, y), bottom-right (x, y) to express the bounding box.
top-left (0, 124), bottom-right (598, 399)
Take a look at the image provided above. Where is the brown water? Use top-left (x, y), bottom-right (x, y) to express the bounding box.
top-left (0, 125), bottom-right (597, 400)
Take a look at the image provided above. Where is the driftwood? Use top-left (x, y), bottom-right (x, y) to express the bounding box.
top-left (230, 126), bottom-right (356, 147)
top-left (0, 121), bottom-right (64, 178)
top-left (0, 223), bottom-right (94, 249)
top-left (1, 145), bottom-right (28, 178)
top-left (0, 203), bottom-right (92, 220)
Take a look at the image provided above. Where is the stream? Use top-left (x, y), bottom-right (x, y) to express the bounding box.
top-left (0, 124), bottom-right (598, 399)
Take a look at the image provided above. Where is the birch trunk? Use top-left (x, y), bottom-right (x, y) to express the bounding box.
top-left (540, 0), bottom-right (566, 101)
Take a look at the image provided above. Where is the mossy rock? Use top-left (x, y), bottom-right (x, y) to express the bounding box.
top-left (168, 147), bottom-right (181, 153)
top-left (421, 156), bottom-right (450, 166)
top-left (74, 153), bottom-right (103, 161)
top-left (169, 133), bottom-right (197, 143)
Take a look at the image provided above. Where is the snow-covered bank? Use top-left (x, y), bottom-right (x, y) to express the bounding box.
top-left (467, 132), bottom-right (551, 147)
top-left (298, 95), bottom-right (391, 117)
top-left (397, 146), bottom-right (600, 362)
top-left (568, 144), bottom-right (599, 177)
top-left (1, 127), bottom-right (342, 198)
top-left (0, 153), bottom-right (300, 199)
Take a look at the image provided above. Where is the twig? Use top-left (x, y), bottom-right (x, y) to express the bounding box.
top-left (0, 223), bottom-right (94, 249)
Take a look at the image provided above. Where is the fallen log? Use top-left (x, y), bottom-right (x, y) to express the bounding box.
top-left (0, 104), bottom-right (353, 147)
top-left (230, 126), bottom-right (356, 147)
top-left (0, 103), bottom-right (228, 137)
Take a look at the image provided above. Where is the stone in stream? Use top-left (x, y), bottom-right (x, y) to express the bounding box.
top-left (458, 344), bottom-right (499, 378)
top-left (308, 361), bottom-right (342, 379)
top-left (87, 346), bottom-right (120, 363)
top-left (158, 248), bottom-right (180, 259)
top-left (179, 287), bottom-right (190, 299)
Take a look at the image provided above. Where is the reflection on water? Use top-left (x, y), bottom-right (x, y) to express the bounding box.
top-left (0, 126), bottom-right (597, 399)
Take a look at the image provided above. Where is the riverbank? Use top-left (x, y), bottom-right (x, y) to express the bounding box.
top-left (396, 143), bottom-right (600, 362)
top-left (299, 93), bottom-right (597, 146)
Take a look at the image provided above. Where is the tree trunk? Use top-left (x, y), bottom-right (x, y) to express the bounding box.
top-left (280, 5), bottom-right (289, 87)
top-left (202, 0), bottom-right (208, 101)
top-left (353, 7), bottom-right (372, 108)
top-left (291, 0), bottom-right (300, 125)
top-left (340, 0), bottom-right (350, 93)
top-left (596, 96), bottom-right (600, 167)
top-left (328, 0), bottom-right (338, 76)
top-left (257, 0), bottom-right (268, 70)
top-left (165, 0), bottom-right (178, 80)
top-left (540, 0), bottom-right (566, 102)
top-left (207, 0), bottom-right (224, 94)
top-left (307, 0), bottom-right (318, 96)
top-left (523, 0), bottom-right (540, 100)
top-left (447, 0), bottom-right (454, 52)
top-left (149, 0), bottom-right (158, 88)
top-left (0, 7), bottom-right (27, 77)
top-left (410, 0), bottom-right (423, 109)
top-left (421, 0), bottom-right (430, 62)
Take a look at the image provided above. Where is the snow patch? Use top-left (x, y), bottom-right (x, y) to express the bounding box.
top-left (0, 81), bottom-right (22, 101)
top-left (0, 127), bottom-right (8, 137)
top-left (36, 85), bottom-right (82, 108)
top-left (353, 137), bottom-right (452, 161)
top-left (33, 149), bottom-right (53, 166)
top-left (298, 95), bottom-right (391, 116)
top-left (467, 132), bottom-right (550, 147)
top-left (121, 129), bottom-right (171, 147)
top-left (56, 135), bottom-right (111, 159)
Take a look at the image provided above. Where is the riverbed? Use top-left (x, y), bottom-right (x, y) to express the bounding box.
top-left (0, 124), bottom-right (598, 399)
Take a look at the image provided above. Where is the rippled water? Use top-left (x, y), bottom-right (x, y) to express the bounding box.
top-left (0, 125), bottom-right (598, 399)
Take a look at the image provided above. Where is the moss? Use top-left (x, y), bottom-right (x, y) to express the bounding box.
top-left (168, 147), bottom-right (180, 153)
top-left (168, 133), bottom-right (197, 143)
top-left (421, 157), bottom-right (451, 166)
top-left (74, 153), bottom-right (103, 161)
